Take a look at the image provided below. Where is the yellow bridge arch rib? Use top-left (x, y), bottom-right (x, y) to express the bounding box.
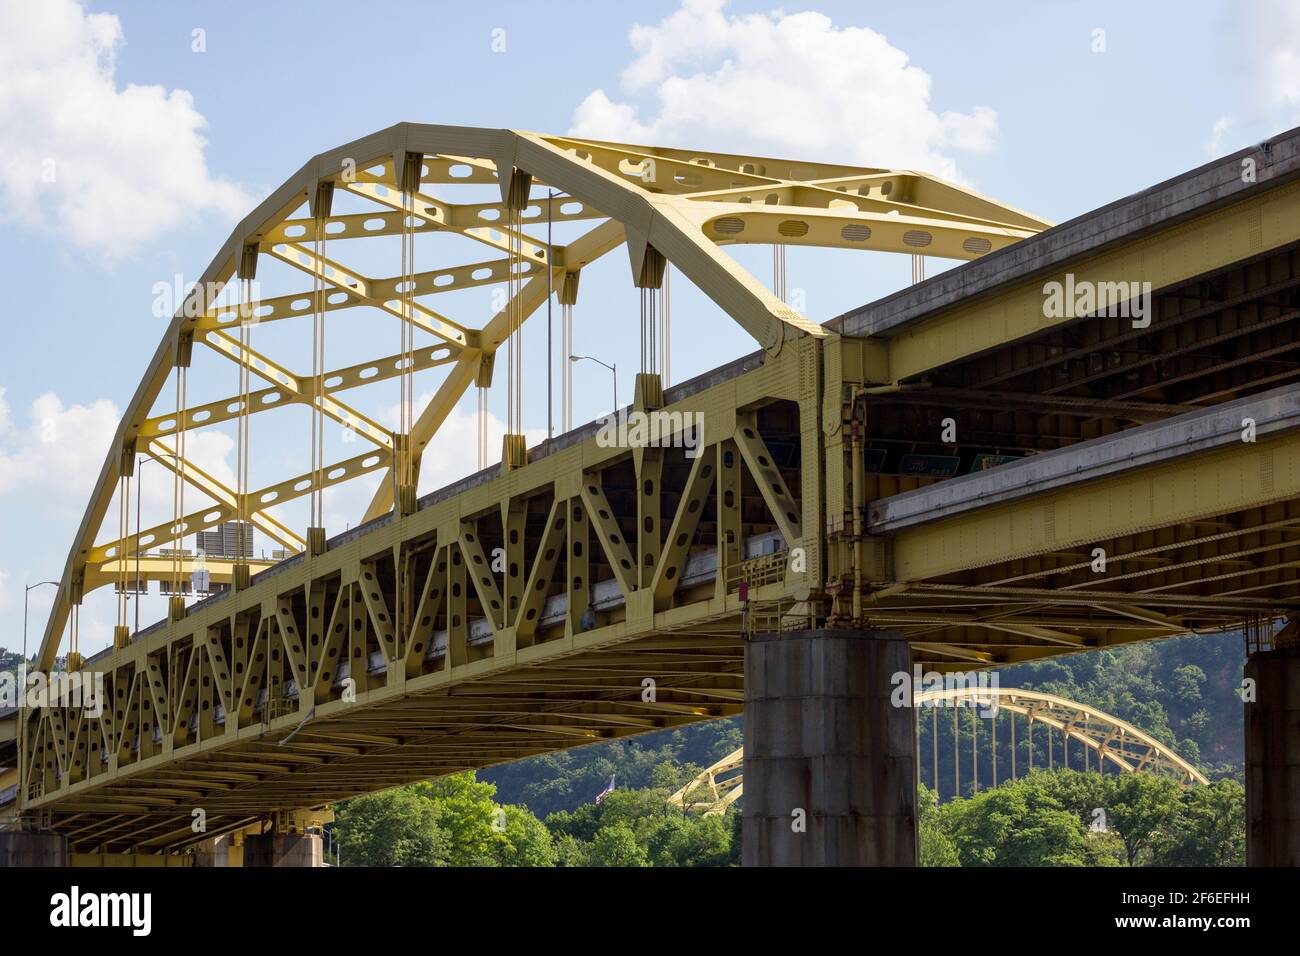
top-left (668, 686), bottom-right (1208, 815)
top-left (31, 122), bottom-right (1048, 676)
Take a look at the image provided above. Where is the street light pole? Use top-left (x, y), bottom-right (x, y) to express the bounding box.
top-left (22, 581), bottom-right (60, 686)
top-left (21, 580), bottom-right (59, 808)
top-left (569, 354), bottom-right (618, 418)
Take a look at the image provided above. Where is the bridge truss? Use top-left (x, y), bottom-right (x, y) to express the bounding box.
top-left (668, 685), bottom-right (1208, 815)
top-left (10, 122), bottom-right (1300, 855)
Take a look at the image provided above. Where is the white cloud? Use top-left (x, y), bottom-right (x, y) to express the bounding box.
top-left (1218, 0), bottom-right (1300, 147)
top-left (0, 387), bottom-right (119, 506)
top-left (570, 0), bottom-right (998, 181)
top-left (416, 402), bottom-right (544, 492)
top-left (0, 386), bottom-right (242, 539)
top-left (1203, 116), bottom-right (1233, 158)
top-left (0, 0), bottom-right (250, 261)
top-left (1251, 0), bottom-right (1300, 110)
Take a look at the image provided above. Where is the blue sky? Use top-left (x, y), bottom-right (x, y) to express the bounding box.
top-left (1, 0), bottom-right (1297, 656)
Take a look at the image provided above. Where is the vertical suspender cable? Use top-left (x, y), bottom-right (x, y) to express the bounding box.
top-left (547, 189), bottom-right (554, 438)
top-left (400, 173), bottom-right (409, 494)
top-left (171, 363), bottom-right (188, 600)
top-left (662, 266), bottom-right (670, 387)
top-left (1010, 711), bottom-right (1016, 778)
top-left (311, 208), bottom-right (322, 530)
top-left (559, 300), bottom-right (567, 434)
top-left (562, 300), bottom-right (573, 431)
top-left (773, 244), bottom-right (786, 303)
top-left (239, 270), bottom-right (252, 556)
top-left (992, 705), bottom-right (998, 786)
top-left (1028, 716), bottom-right (1034, 771)
top-left (477, 386), bottom-right (486, 470)
top-left (117, 472), bottom-right (129, 628)
top-left (513, 203), bottom-right (524, 434)
top-left (316, 196), bottom-right (328, 530)
top-left (932, 704), bottom-right (938, 798)
top-left (953, 702), bottom-right (959, 797)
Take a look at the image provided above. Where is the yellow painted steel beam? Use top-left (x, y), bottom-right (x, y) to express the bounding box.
top-left (86, 448), bottom-right (389, 568)
top-left (885, 179), bottom-right (1300, 382)
top-left (140, 343), bottom-right (457, 438)
top-left (264, 242), bottom-right (475, 350)
top-left (82, 557), bottom-right (278, 592)
top-left (889, 429), bottom-right (1300, 582)
top-left (200, 330), bottom-right (394, 449)
top-left (143, 440), bottom-right (305, 555)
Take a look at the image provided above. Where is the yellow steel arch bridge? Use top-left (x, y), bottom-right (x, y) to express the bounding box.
top-left (668, 686), bottom-right (1209, 816)
top-left (3, 120), bottom-right (1299, 863)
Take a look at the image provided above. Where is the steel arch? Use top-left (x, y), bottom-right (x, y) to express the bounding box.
top-left (35, 122), bottom-right (1048, 671)
top-left (668, 685), bottom-right (1208, 814)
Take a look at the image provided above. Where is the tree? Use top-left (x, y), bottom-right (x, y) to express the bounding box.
top-left (918, 785), bottom-right (960, 867)
top-left (418, 773), bottom-right (505, 866)
top-left (552, 833), bottom-right (590, 867)
top-left (588, 822), bottom-right (650, 867)
top-left (1152, 779), bottom-right (1245, 866)
top-left (940, 781), bottom-right (1089, 866)
top-left (494, 803), bottom-right (557, 867)
top-left (1106, 773), bottom-right (1182, 865)
top-left (334, 786), bottom-right (449, 867)
top-left (649, 814), bottom-right (733, 867)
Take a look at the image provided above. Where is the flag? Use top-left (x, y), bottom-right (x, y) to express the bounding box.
top-left (595, 775), bottom-right (616, 805)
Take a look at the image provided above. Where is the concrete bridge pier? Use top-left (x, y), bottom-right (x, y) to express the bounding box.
top-left (742, 629), bottom-right (917, 866)
top-left (243, 832), bottom-right (323, 867)
top-left (1245, 645), bottom-right (1300, 866)
top-left (0, 828), bottom-right (68, 866)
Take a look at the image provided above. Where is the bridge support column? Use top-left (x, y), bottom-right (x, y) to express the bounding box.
top-left (192, 834), bottom-right (233, 867)
top-left (742, 629), bottom-right (917, 867)
top-left (243, 832), bottom-right (323, 867)
top-left (0, 828), bottom-right (68, 866)
top-left (1245, 645), bottom-right (1300, 866)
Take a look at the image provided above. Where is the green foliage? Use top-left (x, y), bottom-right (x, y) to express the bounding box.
top-left (494, 803), bottom-right (558, 867)
top-left (939, 781), bottom-right (1090, 866)
top-left (1105, 773), bottom-right (1182, 865)
top-left (588, 822), bottom-right (650, 867)
top-left (1151, 779), bottom-right (1246, 866)
top-left (420, 774), bottom-right (507, 866)
top-left (481, 717), bottom-right (741, 817)
top-left (924, 769), bottom-right (1244, 868)
top-left (334, 771), bottom-right (554, 867)
top-left (331, 632), bottom-right (1249, 868)
top-left (334, 784), bottom-right (449, 867)
top-left (918, 785), bottom-right (960, 867)
top-left (542, 784), bottom-right (738, 866)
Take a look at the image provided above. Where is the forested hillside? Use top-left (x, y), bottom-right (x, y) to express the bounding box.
top-left (483, 630), bottom-right (1246, 815)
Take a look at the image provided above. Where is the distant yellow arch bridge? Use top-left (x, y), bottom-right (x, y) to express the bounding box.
top-left (669, 686), bottom-right (1208, 815)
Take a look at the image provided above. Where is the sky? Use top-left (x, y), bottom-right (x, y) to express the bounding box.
top-left (2, 0), bottom-right (1299, 658)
